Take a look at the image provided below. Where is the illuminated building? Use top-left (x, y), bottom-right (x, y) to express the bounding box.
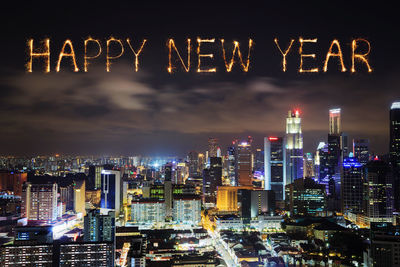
top-left (285, 178), bottom-right (326, 216)
top-left (238, 189), bottom-right (275, 223)
top-left (131, 199), bottom-right (165, 224)
top-left (59, 242), bottom-right (114, 266)
top-left (208, 137), bottom-right (218, 158)
top-left (341, 157), bottom-right (363, 215)
top-left (164, 163), bottom-right (173, 219)
top-left (216, 186), bottom-right (238, 212)
top-left (353, 139), bottom-right (370, 165)
top-left (100, 169), bottom-right (121, 216)
top-left (327, 108), bottom-right (343, 200)
top-left (216, 185), bottom-right (254, 212)
top-left (173, 195), bottom-right (201, 225)
top-left (73, 179), bottom-right (86, 216)
top-left (285, 109), bottom-right (303, 184)
top-left (202, 157), bottom-right (222, 206)
top-left (264, 136), bottom-right (286, 200)
top-left (88, 165), bottom-right (104, 190)
top-left (174, 162), bottom-right (188, 184)
top-left (149, 185), bottom-right (164, 199)
top-left (390, 102), bottom-right (400, 211)
top-left (198, 153), bottom-right (205, 172)
top-left (329, 108), bottom-right (341, 135)
top-left (254, 148), bottom-right (264, 174)
top-left (364, 160), bottom-right (393, 224)
top-left (21, 182), bottom-right (58, 223)
top-left (59, 184), bottom-right (74, 211)
top-left (316, 141), bottom-right (329, 182)
top-left (187, 151), bottom-right (200, 177)
top-left (83, 209), bottom-right (115, 242)
top-left (0, 244), bottom-right (53, 266)
top-left (14, 226), bottom-right (53, 245)
top-left (0, 242), bottom-right (114, 266)
top-left (227, 144), bottom-right (236, 185)
top-left (85, 189), bottom-right (101, 208)
top-left (303, 153), bottom-right (314, 179)
top-left (0, 171), bottom-right (27, 196)
top-left (250, 190), bottom-right (275, 218)
top-left (235, 138), bottom-right (253, 186)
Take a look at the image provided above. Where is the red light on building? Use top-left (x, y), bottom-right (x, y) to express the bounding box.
top-left (269, 137), bottom-right (279, 141)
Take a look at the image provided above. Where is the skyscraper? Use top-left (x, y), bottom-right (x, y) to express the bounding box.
top-left (227, 144), bottom-right (236, 185)
top-left (329, 108), bottom-right (341, 135)
top-left (264, 136), bottom-right (286, 201)
top-left (187, 151), bottom-right (200, 178)
top-left (285, 109), bottom-right (303, 184)
top-left (353, 139), bottom-right (370, 165)
top-left (327, 108), bottom-right (343, 200)
top-left (235, 139), bottom-right (253, 186)
top-left (208, 138), bottom-right (218, 158)
top-left (202, 157), bottom-right (222, 206)
top-left (390, 102), bottom-right (400, 211)
top-left (21, 182), bottom-right (58, 223)
top-left (364, 160), bottom-right (393, 224)
top-left (341, 157), bottom-right (363, 215)
top-left (100, 170), bottom-right (122, 216)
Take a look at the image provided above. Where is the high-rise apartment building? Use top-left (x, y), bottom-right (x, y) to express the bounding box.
top-left (84, 209), bottom-right (115, 242)
top-left (21, 182), bottom-right (58, 223)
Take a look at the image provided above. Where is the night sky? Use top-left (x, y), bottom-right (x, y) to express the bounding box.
top-left (0, 2), bottom-right (398, 156)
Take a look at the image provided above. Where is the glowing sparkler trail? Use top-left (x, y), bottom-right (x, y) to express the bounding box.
top-left (274, 38), bottom-right (294, 72)
top-left (106, 37), bottom-right (124, 72)
top-left (299, 38), bottom-right (319, 73)
top-left (220, 39), bottom-right (253, 72)
top-left (84, 37), bottom-right (102, 72)
top-left (351, 38), bottom-right (372, 73)
top-left (126, 38), bottom-right (147, 72)
top-left (27, 39), bottom-right (50, 73)
top-left (323, 39), bottom-right (346, 72)
top-left (167, 39), bottom-right (191, 73)
top-left (56, 39), bottom-right (79, 72)
top-left (197, 38), bottom-right (216, 73)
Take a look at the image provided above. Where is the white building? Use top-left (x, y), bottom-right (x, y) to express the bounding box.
top-left (21, 183), bottom-right (58, 223)
top-left (173, 196), bottom-right (201, 225)
top-left (131, 200), bottom-right (165, 225)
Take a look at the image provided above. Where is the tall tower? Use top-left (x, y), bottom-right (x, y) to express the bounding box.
top-left (364, 160), bottom-right (393, 224)
top-left (208, 138), bottom-right (218, 158)
top-left (329, 108), bottom-right (341, 135)
top-left (264, 136), bottom-right (286, 200)
top-left (327, 108), bottom-right (342, 200)
top-left (353, 139), bottom-right (370, 165)
top-left (235, 139), bottom-right (253, 187)
top-left (286, 109), bottom-right (303, 184)
top-left (390, 102), bottom-right (400, 211)
top-left (341, 157), bottom-right (363, 215)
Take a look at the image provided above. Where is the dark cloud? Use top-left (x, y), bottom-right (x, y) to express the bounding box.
top-left (0, 61), bottom-right (398, 156)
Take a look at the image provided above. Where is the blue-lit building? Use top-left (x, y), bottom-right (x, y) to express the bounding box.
top-left (341, 157), bottom-right (363, 215)
top-left (100, 170), bottom-right (121, 216)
